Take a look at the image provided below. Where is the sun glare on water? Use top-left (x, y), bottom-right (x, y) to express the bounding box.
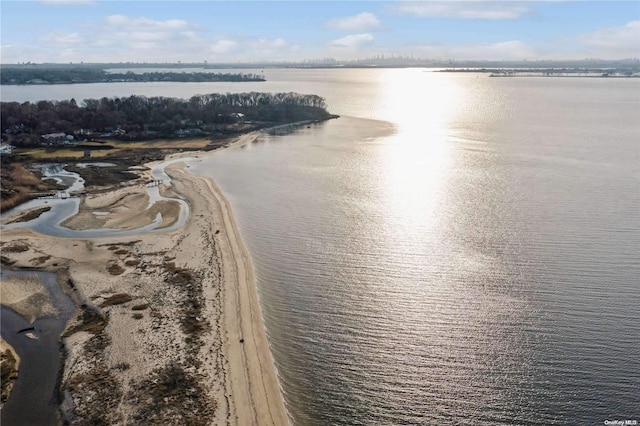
top-left (378, 69), bottom-right (462, 236)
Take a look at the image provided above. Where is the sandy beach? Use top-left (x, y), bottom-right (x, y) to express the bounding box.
top-left (0, 131), bottom-right (289, 425)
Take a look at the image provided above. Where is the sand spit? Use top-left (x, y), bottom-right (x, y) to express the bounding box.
top-left (60, 182), bottom-right (182, 231)
top-left (0, 274), bottom-right (58, 322)
top-left (0, 131), bottom-right (289, 425)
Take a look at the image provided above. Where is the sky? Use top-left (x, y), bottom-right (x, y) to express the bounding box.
top-left (1, 1), bottom-right (639, 63)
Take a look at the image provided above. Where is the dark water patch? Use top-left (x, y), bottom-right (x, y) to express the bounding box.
top-left (1, 270), bottom-right (76, 426)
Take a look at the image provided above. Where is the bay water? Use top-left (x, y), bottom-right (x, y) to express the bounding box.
top-left (3, 69), bottom-right (639, 424)
top-left (189, 70), bottom-right (640, 425)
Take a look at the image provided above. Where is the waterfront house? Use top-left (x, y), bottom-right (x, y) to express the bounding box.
top-left (0, 143), bottom-right (15, 155)
top-left (41, 133), bottom-right (67, 145)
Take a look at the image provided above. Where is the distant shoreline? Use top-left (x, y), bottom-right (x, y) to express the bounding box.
top-left (0, 69), bottom-right (265, 86)
top-left (2, 58), bottom-right (638, 70)
top-left (440, 68), bottom-right (639, 78)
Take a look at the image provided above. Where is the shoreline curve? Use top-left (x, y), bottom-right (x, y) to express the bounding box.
top-left (0, 126), bottom-right (294, 424)
top-left (167, 162), bottom-right (290, 425)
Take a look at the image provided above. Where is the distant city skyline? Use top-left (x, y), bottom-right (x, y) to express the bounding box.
top-left (1, 1), bottom-right (639, 64)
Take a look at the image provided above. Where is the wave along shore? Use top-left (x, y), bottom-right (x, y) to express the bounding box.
top-left (0, 130), bottom-right (289, 425)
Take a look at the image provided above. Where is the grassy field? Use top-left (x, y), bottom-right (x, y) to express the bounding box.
top-left (0, 163), bottom-right (56, 211)
top-left (17, 138), bottom-right (214, 160)
top-left (1, 138), bottom-right (220, 211)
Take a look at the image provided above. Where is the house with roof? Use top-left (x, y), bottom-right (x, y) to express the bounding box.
top-left (41, 133), bottom-right (76, 146)
top-left (0, 143), bottom-right (15, 155)
top-left (41, 133), bottom-right (67, 145)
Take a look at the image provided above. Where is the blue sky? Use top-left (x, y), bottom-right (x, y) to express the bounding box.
top-left (1, 1), bottom-right (639, 63)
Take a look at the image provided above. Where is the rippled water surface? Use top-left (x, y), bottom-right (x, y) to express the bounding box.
top-left (4, 69), bottom-right (639, 424)
top-left (188, 70), bottom-right (640, 425)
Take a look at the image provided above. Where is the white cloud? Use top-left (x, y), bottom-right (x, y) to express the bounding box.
top-left (128, 32), bottom-right (166, 42)
top-left (469, 40), bottom-right (536, 60)
top-left (43, 32), bottom-right (83, 45)
top-left (326, 12), bottom-right (381, 31)
top-left (83, 15), bottom-right (206, 59)
top-left (394, 2), bottom-right (529, 20)
top-left (412, 40), bottom-right (536, 60)
top-left (104, 15), bottom-right (130, 26)
top-left (251, 38), bottom-right (285, 49)
top-left (330, 33), bottom-right (375, 49)
top-left (104, 15), bottom-right (191, 31)
top-left (71, 16), bottom-right (295, 61)
top-left (210, 38), bottom-right (238, 55)
top-left (58, 48), bottom-right (81, 60)
top-left (180, 31), bottom-right (199, 41)
top-left (576, 20), bottom-right (640, 58)
top-left (404, 20), bottom-right (640, 61)
top-left (208, 36), bottom-right (293, 58)
top-left (130, 42), bottom-right (157, 50)
top-left (5, 14), bottom-right (298, 63)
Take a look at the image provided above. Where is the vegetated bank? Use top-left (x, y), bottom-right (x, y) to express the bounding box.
top-left (440, 67), bottom-right (639, 77)
top-left (0, 91), bottom-right (336, 423)
top-left (0, 92), bottom-right (337, 212)
top-left (0, 67), bottom-right (264, 85)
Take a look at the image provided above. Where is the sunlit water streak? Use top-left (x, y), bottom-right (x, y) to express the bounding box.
top-left (188, 71), bottom-right (640, 425)
top-left (3, 70), bottom-right (639, 424)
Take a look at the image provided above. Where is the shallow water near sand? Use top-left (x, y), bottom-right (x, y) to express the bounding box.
top-left (0, 162), bottom-right (189, 238)
top-left (188, 71), bottom-right (640, 425)
top-left (1, 270), bottom-right (76, 426)
top-left (4, 69), bottom-right (640, 424)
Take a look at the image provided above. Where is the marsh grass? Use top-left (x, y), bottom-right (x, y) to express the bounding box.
top-left (163, 263), bottom-right (207, 347)
top-left (99, 293), bottom-right (133, 307)
top-left (107, 262), bottom-right (125, 275)
top-left (1, 241), bottom-right (30, 253)
top-left (131, 303), bottom-right (148, 311)
top-left (0, 163), bottom-right (53, 212)
top-left (4, 206), bottom-right (51, 224)
top-left (1, 349), bottom-right (18, 404)
top-left (130, 362), bottom-right (215, 425)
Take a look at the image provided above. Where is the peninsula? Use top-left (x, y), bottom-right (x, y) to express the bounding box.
top-left (0, 94), bottom-right (337, 424)
top-left (1, 92), bottom-right (335, 211)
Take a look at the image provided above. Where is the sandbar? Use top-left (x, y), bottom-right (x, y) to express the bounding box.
top-left (0, 130), bottom-right (289, 425)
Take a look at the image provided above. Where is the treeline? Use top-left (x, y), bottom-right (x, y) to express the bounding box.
top-left (443, 67), bottom-right (638, 76)
top-left (0, 68), bottom-right (265, 85)
top-left (1, 93), bottom-right (330, 146)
